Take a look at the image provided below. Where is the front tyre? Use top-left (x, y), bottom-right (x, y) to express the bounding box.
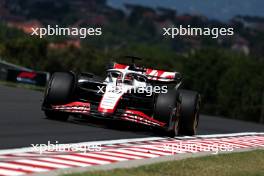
top-left (178, 90), bottom-right (201, 136)
top-left (154, 89), bottom-right (180, 137)
top-left (43, 72), bottom-right (75, 121)
top-left (45, 72), bottom-right (75, 104)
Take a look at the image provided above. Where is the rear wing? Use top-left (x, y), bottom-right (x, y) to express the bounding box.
top-left (112, 63), bottom-right (129, 69)
top-left (111, 63), bottom-right (181, 83)
top-left (145, 68), bottom-right (181, 82)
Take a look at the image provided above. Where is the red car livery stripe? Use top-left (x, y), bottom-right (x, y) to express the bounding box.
top-left (52, 101), bottom-right (90, 114)
top-left (146, 69), bottom-right (176, 81)
top-left (122, 109), bottom-right (166, 127)
top-left (113, 63), bottom-right (129, 69)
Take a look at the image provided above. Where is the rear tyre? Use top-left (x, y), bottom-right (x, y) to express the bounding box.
top-left (43, 72), bottom-right (75, 121)
top-left (178, 90), bottom-right (200, 136)
top-left (154, 89), bottom-right (180, 137)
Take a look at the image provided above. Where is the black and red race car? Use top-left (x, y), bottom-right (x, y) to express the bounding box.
top-left (42, 56), bottom-right (201, 136)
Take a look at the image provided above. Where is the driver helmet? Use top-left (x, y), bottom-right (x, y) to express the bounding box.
top-left (124, 74), bottom-right (134, 85)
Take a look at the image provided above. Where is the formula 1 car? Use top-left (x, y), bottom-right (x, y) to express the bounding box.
top-left (42, 56), bottom-right (201, 136)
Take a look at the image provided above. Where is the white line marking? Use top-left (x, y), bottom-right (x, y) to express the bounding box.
top-left (14, 160), bottom-right (70, 169)
top-left (114, 149), bottom-right (160, 158)
top-left (55, 155), bottom-right (110, 165)
top-left (138, 145), bottom-right (182, 154)
top-left (0, 132), bottom-right (263, 155)
top-left (0, 168), bottom-right (25, 176)
top-left (77, 153), bottom-right (127, 161)
top-left (0, 133), bottom-right (262, 176)
top-left (0, 162), bottom-right (48, 172)
top-left (97, 151), bottom-right (144, 159)
top-left (127, 147), bottom-right (171, 156)
top-left (36, 158), bottom-right (90, 167)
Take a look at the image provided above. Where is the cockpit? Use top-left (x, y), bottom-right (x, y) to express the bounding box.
top-left (105, 70), bottom-right (148, 87)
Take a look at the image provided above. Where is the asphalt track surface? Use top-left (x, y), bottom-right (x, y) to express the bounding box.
top-left (0, 85), bottom-right (263, 149)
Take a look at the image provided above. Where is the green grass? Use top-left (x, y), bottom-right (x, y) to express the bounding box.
top-left (64, 150), bottom-right (264, 176)
top-left (0, 80), bottom-right (44, 91)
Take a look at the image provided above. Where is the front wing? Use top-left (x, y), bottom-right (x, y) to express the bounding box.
top-left (43, 101), bottom-right (166, 128)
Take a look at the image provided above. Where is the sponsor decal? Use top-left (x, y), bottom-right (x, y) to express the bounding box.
top-left (52, 102), bottom-right (90, 114)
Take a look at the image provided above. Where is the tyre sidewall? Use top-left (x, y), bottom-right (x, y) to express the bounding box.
top-left (45, 72), bottom-right (75, 104)
top-left (178, 90), bottom-right (200, 135)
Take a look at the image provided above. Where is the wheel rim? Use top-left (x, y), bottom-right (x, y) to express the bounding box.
top-left (193, 100), bottom-right (200, 134)
top-left (193, 113), bottom-right (198, 133)
top-left (172, 107), bottom-right (180, 135)
top-left (174, 118), bottom-right (180, 135)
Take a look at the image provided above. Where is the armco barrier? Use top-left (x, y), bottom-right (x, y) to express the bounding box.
top-left (6, 69), bottom-right (49, 87)
top-left (0, 59), bottom-right (32, 80)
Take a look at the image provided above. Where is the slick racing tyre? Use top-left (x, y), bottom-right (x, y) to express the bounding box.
top-left (45, 72), bottom-right (75, 104)
top-left (178, 90), bottom-right (201, 136)
top-left (154, 89), bottom-right (180, 137)
top-left (44, 72), bottom-right (75, 121)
